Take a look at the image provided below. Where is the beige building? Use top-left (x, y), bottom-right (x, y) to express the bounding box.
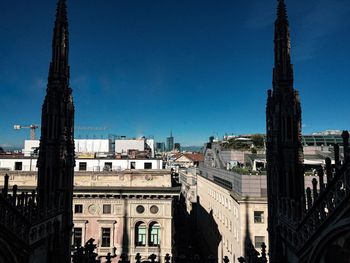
top-left (1, 170), bottom-right (180, 263)
top-left (187, 136), bottom-right (326, 262)
top-left (174, 153), bottom-right (204, 168)
top-left (180, 139), bottom-right (323, 262)
top-left (179, 168), bottom-right (198, 214)
top-left (180, 167), bottom-right (268, 263)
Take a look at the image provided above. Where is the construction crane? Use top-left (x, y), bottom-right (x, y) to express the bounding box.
top-left (14, 124), bottom-right (39, 140)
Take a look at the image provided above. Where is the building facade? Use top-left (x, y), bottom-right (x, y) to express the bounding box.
top-left (195, 163), bottom-right (268, 263)
top-left (174, 153), bottom-right (204, 168)
top-left (22, 137), bottom-right (155, 158)
top-left (0, 156), bottom-right (163, 172)
top-left (180, 131), bottom-right (327, 263)
top-left (178, 145), bottom-right (269, 263)
top-left (1, 170), bottom-right (180, 263)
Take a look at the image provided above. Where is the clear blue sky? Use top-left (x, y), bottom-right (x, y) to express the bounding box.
top-left (1, 0), bottom-right (349, 148)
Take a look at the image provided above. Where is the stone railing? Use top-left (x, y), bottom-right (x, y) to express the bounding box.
top-left (28, 212), bottom-right (63, 245)
top-left (0, 192), bottom-right (31, 243)
top-left (73, 238), bottom-right (240, 263)
top-left (0, 173), bottom-right (66, 245)
top-left (0, 173), bottom-right (36, 243)
top-left (275, 131), bottom-right (350, 250)
top-left (297, 131), bottom-right (350, 249)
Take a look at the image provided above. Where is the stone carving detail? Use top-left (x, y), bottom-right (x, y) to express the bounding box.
top-left (150, 205), bottom-right (159, 214)
top-left (115, 205), bottom-right (123, 215)
top-left (136, 205), bottom-right (145, 214)
top-left (88, 204), bottom-right (98, 215)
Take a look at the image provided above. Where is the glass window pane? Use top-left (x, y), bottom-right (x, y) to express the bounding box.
top-left (136, 223), bottom-right (146, 246)
top-left (73, 227), bottom-right (82, 247)
top-left (101, 228), bottom-right (111, 247)
top-left (254, 211), bottom-right (264, 223)
top-left (149, 223), bottom-right (160, 246)
top-left (103, 204), bottom-right (111, 214)
top-left (254, 236), bottom-right (265, 249)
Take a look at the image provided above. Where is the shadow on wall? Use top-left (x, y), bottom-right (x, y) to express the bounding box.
top-left (243, 199), bottom-right (259, 261)
top-left (192, 196), bottom-right (222, 260)
top-left (122, 199), bottom-right (129, 256)
top-left (173, 194), bottom-right (189, 256)
top-left (239, 198), bottom-right (268, 263)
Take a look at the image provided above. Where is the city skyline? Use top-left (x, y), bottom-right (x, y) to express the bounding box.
top-left (1, 0), bottom-right (350, 147)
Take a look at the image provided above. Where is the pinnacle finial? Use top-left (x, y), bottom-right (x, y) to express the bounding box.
top-left (55, 0), bottom-right (68, 25)
top-left (273, 0), bottom-right (293, 87)
top-left (277, 0), bottom-right (288, 24)
top-left (49, 0), bottom-right (69, 82)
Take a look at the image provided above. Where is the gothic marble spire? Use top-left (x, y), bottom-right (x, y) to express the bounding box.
top-left (266, 1), bottom-right (304, 262)
top-left (37, 0), bottom-right (74, 260)
top-left (273, 0), bottom-right (293, 88)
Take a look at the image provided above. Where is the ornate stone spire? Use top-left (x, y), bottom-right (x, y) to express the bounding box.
top-left (266, 1), bottom-right (304, 262)
top-left (273, 0), bottom-right (293, 88)
top-left (38, 0), bottom-right (74, 212)
top-left (37, 0), bottom-right (74, 260)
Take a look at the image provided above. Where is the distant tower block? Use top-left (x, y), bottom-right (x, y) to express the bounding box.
top-left (166, 131), bottom-right (174, 152)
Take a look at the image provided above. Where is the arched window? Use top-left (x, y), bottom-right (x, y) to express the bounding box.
top-left (135, 222), bottom-right (146, 246)
top-left (148, 222), bottom-right (160, 247)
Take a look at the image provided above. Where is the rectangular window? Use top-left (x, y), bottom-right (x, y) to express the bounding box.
top-left (254, 236), bottom-right (265, 249)
top-left (74, 204), bottom-right (83, 213)
top-left (104, 162), bottom-right (112, 171)
top-left (101, 228), bottom-right (111, 247)
top-left (15, 162), bottom-right (23, 171)
top-left (254, 211), bottom-right (264, 223)
top-left (79, 162), bottom-right (87, 171)
top-left (144, 162), bottom-right (152, 169)
top-left (130, 161), bottom-right (136, 169)
top-left (103, 204), bottom-right (111, 214)
top-left (73, 227), bottom-right (82, 247)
